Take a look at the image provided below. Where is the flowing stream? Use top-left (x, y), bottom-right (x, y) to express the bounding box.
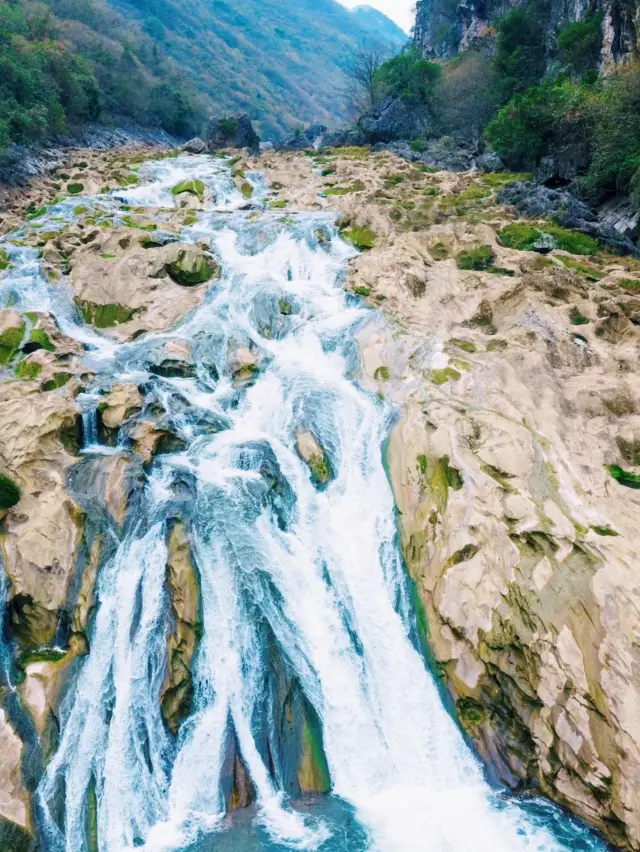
top-left (0, 156), bottom-right (607, 852)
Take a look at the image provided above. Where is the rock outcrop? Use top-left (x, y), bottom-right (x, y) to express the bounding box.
top-left (414, 0), bottom-right (640, 66)
top-left (207, 114), bottom-right (260, 155)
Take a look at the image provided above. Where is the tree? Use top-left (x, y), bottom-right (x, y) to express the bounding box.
top-left (344, 39), bottom-right (389, 117)
top-left (375, 45), bottom-right (442, 105)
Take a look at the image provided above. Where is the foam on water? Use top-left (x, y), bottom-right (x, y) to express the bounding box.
top-left (0, 156), bottom-right (607, 852)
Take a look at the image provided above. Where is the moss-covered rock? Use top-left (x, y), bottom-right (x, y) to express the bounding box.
top-left (296, 431), bottom-right (333, 487)
top-left (0, 324), bottom-right (25, 364)
top-left (171, 179), bottom-right (205, 203)
top-left (164, 247), bottom-right (220, 287)
top-left (74, 299), bottom-right (137, 328)
top-left (456, 245), bottom-right (494, 271)
top-left (0, 248), bottom-right (11, 271)
top-left (0, 474), bottom-right (21, 509)
top-left (15, 359), bottom-right (42, 381)
top-left (341, 226), bottom-right (377, 251)
top-left (240, 181), bottom-right (254, 199)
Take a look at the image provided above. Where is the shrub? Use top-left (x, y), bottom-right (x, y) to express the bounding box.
top-left (494, 7), bottom-right (548, 99)
top-left (456, 245), bottom-right (494, 270)
top-left (558, 11), bottom-right (603, 77)
top-left (376, 46), bottom-right (442, 104)
top-left (0, 474), bottom-right (20, 510)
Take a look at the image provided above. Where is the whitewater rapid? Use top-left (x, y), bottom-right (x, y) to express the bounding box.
top-left (0, 155), bottom-right (606, 852)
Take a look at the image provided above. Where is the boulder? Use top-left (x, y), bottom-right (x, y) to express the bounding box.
top-left (227, 343), bottom-right (260, 384)
top-left (183, 137), bottom-right (207, 154)
top-left (599, 197), bottom-right (640, 241)
top-left (160, 244), bottom-right (220, 287)
top-left (295, 431), bottom-right (332, 486)
top-left (533, 147), bottom-right (590, 187)
top-left (497, 182), bottom-right (640, 256)
top-left (476, 150), bottom-right (506, 173)
top-left (359, 93), bottom-right (431, 143)
top-left (207, 114), bottom-right (260, 154)
top-left (99, 383), bottom-right (143, 430)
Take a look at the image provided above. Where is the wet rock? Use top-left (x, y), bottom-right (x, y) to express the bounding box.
top-left (227, 343), bottom-right (261, 384)
top-left (183, 137), bottom-right (207, 154)
top-left (295, 431), bottom-right (332, 486)
top-left (129, 421), bottom-right (186, 464)
top-left (599, 197), bottom-right (640, 241)
top-left (99, 383), bottom-right (142, 430)
top-left (161, 522), bottom-right (201, 734)
top-left (533, 148), bottom-right (590, 187)
top-left (207, 114), bottom-right (260, 155)
top-left (160, 244), bottom-right (220, 287)
top-left (149, 359), bottom-right (196, 379)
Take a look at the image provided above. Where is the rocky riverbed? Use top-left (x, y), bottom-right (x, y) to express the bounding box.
top-left (1, 143), bottom-right (640, 850)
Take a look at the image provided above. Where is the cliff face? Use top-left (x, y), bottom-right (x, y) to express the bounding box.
top-left (414, 0), bottom-right (640, 65)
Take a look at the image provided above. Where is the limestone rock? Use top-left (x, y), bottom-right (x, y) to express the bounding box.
top-left (295, 431), bottom-right (332, 486)
top-left (99, 383), bottom-right (142, 430)
top-left (161, 522), bottom-right (201, 734)
top-left (0, 706), bottom-right (30, 833)
top-left (207, 114), bottom-right (260, 155)
top-left (183, 137), bottom-right (207, 154)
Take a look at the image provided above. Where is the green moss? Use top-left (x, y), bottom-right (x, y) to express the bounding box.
top-left (353, 285), bottom-right (371, 297)
top-left (497, 222), bottom-right (600, 255)
top-left (341, 226), bottom-right (377, 250)
top-left (450, 338), bottom-right (476, 353)
top-left (431, 367), bottom-right (461, 384)
top-left (122, 215), bottom-right (157, 232)
top-left (19, 647), bottom-right (67, 667)
top-left (456, 245), bottom-right (494, 271)
top-left (171, 179), bottom-right (205, 202)
top-left (441, 456), bottom-right (463, 490)
top-left (561, 255), bottom-right (604, 281)
top-left (386, 175), bottom-right (405, 185)
top-left (75, 298), bottom-right (136, 328)
top-left (327, 146), bottom-right (369, 158)
top-left (0, 324), bottom-right (25, 364)
top-left (547, 224), bottom-right (600, 255)
top-left (166, 250), bottom-right (219, 286)
top-left (325, 180), bottom-right (366, 196)
top-left (457, 697), bottom-right (486, 726)
top-left (481, 171), bottom-right (532, 188)
top-left (15, 359), bottom-right (42, 380)
top-left (418, 454), bottom-right (428, 475)
top-left (0, 474), bottom-right (21, 509)
top-left (183, 210), bottom-right (198, 226)
top-left (309, 453), bottom-right (331, 486)
top-left (100, 252), bottom-right (117, 258)
top-left (606, 464), bottom-right (640, 489)
top-left (73, 206), bottom-right (89, 216)
top-left (279, 299), bottom-right (292, 315)
top-left (487, 338), bottom-right (508, 351)
top-left (374, 366), bottom-right (390, 381)
top-left (591, 525), bottom-right (619, 536)
top-left (41, 372), bottom-right (72, 392)
top-left (116, 173), bottom-right (139, 187)
top-left (26, 205), bottom-right (47, 220)
top-left (618, 278), bottom-right (640, 292)
top-left (269, 200), bottom-right (287, 209)
top-left (0, 248), bottom-right (11, 270)
top-left (240, 182), bottom-right (254, 199)
top-left (67, 183), bottom-right (84, 195)
top-left (449, 543), bottom-right (479, 565)
top-left (430, 241), bottom-right (449, 260)
top-left (569, 306), bottom-right (590, 325)
top-left (28, 328), bottom-right (55, 352)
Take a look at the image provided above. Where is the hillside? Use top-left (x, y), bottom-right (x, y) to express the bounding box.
top-left (350, 5), bottom-right (408, 45)
top-left (0, 0), bottom-right (405, 152)
top-left (109, 0), bottom-right (405, 138)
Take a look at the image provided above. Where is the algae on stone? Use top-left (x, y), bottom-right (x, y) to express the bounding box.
top-left (171, 179), bottom-right (205, 203)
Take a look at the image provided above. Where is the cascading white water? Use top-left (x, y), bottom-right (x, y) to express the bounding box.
top-left (0, 156), bottom-right (607, 852)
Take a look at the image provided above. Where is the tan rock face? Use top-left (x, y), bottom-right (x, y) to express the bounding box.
top-left (99, 383), bottom-right (143, 430)
top-left (307, 148), bottom-right (640, 849)
top-left (0, 707), bottom-right (30, 831)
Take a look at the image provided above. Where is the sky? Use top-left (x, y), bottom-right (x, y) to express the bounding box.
top-left (339, 0), bottom-right (416, 34)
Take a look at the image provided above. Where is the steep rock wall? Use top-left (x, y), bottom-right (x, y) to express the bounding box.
top-left (414, 0), bottom-right (640, 65)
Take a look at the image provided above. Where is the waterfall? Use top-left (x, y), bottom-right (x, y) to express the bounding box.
top-left (0, 156), bottom-right (606, 852)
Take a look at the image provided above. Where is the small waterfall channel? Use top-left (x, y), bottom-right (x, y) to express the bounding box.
top-left (0, 155), bottom-right (607, 852)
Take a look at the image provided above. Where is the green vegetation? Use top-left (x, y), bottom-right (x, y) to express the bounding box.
top-left (431, 367), bottom-right (461, 384)
top-left (374, 366), bottom-right (389, 381)
top-left (570, 306), bottom-right (590, 325)
top-left (456, 245), bottom-right (494, 271)
top-left (75, 299), bottom-right (136, 328)
top-left (172, 179), bottom-right (205, 203)
top-left (450, 338), bottom-right (476, 354)
top-left (0, 324), bottom-right (24, 364)
top-left (606, 464), bottom-right (640, 489)
top-left (0, 248), bottom-right (11, 270)
top-left (67, 183), bottom-right (84, 195)
top-left (15, 359), bottom-right (42, 380)
top-left (497, 223), bottom-right (600, 255)
top-left (308, 453), bottom-right (332, 486)
top-left (376, 46), bottom-right (441, 105)
top-left (28, 328), bottom-right (55, 352)
top-left (353, 285), bottom-right (371, 297)
top-left (324, 180), bottom-right (366, 196)
top-left (430, 241), bottom-right (449, 260)
top-left (619, 278), bottom-right (640, 292)
top-left (41, 372), bottom-right (72, 391)
top-left (0, 0), bottom-right (204, 150)
top-left (240, 182), bottom-right (254, 199)
top-left (0, 474), bottom-right (21, 509)
top-left (341, 226), bottom-right (377, 250)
